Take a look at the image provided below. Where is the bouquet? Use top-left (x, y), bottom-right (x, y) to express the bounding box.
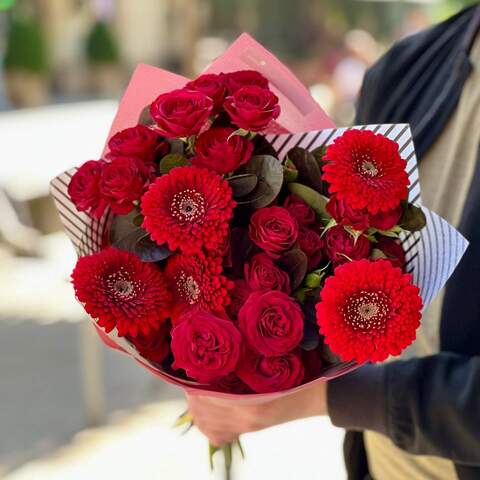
top-left (51, 34), bottom-right (467, 477)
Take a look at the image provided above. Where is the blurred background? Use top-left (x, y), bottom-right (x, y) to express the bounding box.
top-left (0, 0), bottom-right (476, 478)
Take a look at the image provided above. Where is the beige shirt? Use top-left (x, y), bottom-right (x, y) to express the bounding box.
top-left (364, 34), bottom-right (480, 480)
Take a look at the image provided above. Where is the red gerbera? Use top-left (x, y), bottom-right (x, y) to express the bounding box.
top-left (322, 129), bottom-right (409, 214)
top-left (164, 251), bottom-right (234, 320)
top-left (141, 166), bottom-right (236, 254)
top-left (71, 247), bottom-right (171, 337)
top-left (316, 259), bottom-right (422, 363)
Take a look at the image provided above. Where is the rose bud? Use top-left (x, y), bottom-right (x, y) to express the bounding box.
top-left (128, 321), bottom-right (171, 364)
top-left (326, 195), bottom-right (370, 231)
top-left (283, 194), bottom-right (316, 226)
top-left (185, 73), bottom-right (226, 114)
top-left (324, 225), bottom-right (371, 267)
top-left (236, 349), bottom-right (305, 394)
top-left (224, 85), bottom-right (280, 132)
top-left (249, 206), bottom-right (298, 258)
top-left (298, 227), bottom-right (324, 270)
top-left (171, 309), bottom-right (242, 383)
top-left (222, 70), bottom-right (269, 94)
top-left (100, 156), bottom-right (155, 215)
top-left (150, 89), bottom-right (213, 138)
top-left (375, 236), bottom-right (406, 270)
top-left (68, 159), bottom-right (107, 219)
top-left (369, 204), bottom-right (403, 231)
top-left (238, 290), bottom-right (304, 356)
top-left (191, 127), bottom-right (253, 174)
top-left (244, 253), bottom-right (291, 294)
top-left (107, 125), bottom-right (168, 163)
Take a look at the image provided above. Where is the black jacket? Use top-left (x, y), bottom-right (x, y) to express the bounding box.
top-left (327, 5), bottom-right (480, 480)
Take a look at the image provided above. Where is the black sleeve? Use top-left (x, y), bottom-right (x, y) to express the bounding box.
top-left (327, 353), bottom-right (480, 466)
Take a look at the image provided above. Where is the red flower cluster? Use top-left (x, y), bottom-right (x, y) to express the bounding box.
top-left (68, 71), bottom-right (424, 398)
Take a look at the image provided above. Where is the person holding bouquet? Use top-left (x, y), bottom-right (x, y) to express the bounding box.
top-left (187, 5), bottom-right (480, 480)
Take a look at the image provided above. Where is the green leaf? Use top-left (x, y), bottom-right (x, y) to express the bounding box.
top-left (277, 249), bottom-right (308, 290)
top-left (159, 153), bottom-right (189, 174)
top-left (371, 248), bottom-right (388, 260)
top-left (138, 104), bottom-right (154, 126)
top-left (242, 154), bottom-right (284, 208)
top-left (110, 211), bottom-right (173, 262)
top-left (283, 164), bottom-right (298, 183)
top-left (311, 145), bottom-right (327, 164)
top-left (399, 202), bottom-right (427, 232)
top-left (227, 173), bottom-right (258, 198)
top-left (288, 183), bottom-right (331, 223)
top-left (287, 146), bottom-right (325, 192)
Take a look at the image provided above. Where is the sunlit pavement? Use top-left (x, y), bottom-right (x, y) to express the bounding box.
top-left (4, 400), bottom-right (346, 480)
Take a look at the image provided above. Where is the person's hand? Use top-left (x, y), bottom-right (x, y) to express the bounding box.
top-left (187, 381), bottom-right (328, 447)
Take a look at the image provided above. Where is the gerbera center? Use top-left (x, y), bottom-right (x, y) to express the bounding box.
top-left (178, 273), bottom-right (201, 304)
top-left (343, 290), bottom-right (390, 332)
top-left (171, 189), bottom-right (206, 224)
top-left (362, 161), bottom-right (378, 177)
top-left (106, 271), bottom-right (139, 300)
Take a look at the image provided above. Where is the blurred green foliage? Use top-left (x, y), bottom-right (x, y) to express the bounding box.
top-left (85, 21), bottom-right (120, 65)
top-left (4, 15), bottom-right (48, 73)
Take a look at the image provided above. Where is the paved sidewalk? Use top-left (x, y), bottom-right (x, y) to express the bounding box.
top-left (4, 400), bottom-right (346, 480)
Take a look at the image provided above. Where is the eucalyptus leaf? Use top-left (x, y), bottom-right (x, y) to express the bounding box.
top-left (227, 173), bottom-right (258, 198)
top-left (399, 203), bottom-right (427, 232)
top-left (110, 213), bottom-right (173, 262)
top-left (287, 146), bottom-right (324, 192)
top-left (371, 248), bottom-right (388, 260)
top-left (288, 183), bottom-right (331, 223)
top-left (311, 145), bottom-right (327, 164)
top-left (167, 138), bottom-right (185, 155)
top-left (159, 153), bottom-right (189, 174)
top-left (252, 134), bottom-right (278, 157)
top-left (277, 248), bottom-right (308, 290)
top-left (138, 104), bottom-right (154, 126)
top-left (242, 154), bottom-right (284, 208)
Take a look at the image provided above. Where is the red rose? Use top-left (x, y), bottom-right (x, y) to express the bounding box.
top-left (249, 206), bottom-right (298, 258)
top-left (375, 237), bottom-right (406, 269)
top-left (238, 290), bottom-right (304, 356)
top-left (326, 195), bottom-right (370, 231)
top-left (224, 85), bottom-right (280, 132)
top-left (236, 349), bottom-right (304, 393)
top-left (244, 253), bottom-right (291, 294)
top-left (185, 73), bottom-right (226, 114)
top-left (223, 70), bottom-right (269, 94)
top-left (227, 279), bottom-right (252, 320)
top-left (129, 321), bottom-right (170, 364)
top-left (325, 225), bottom-right (371, 266)
top-left (68, 160), bottom-right (107, 219)
top-left (192, 127), bottom-right (253, 174)
top-left (298, 227), bottom-right (324, 270)
top-left (171, 309), bottom-right (242, 383)
top-left (107, 125), bottom-right (168, 163)
top-left (210, 372), bottom-right (252, 394)
top-left (101, 156), bottom-right (155, 215)
top-left (283, 194), bottom-right (316, 227)
top-left (150, 89), bottom-right (213, 138)
top-left (369, 205), bottom-right (402, 231)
